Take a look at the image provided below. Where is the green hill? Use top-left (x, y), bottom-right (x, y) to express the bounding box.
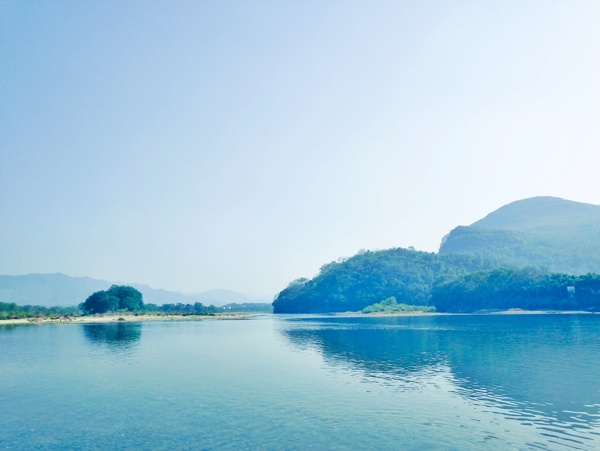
top-left (273, 196), bottom-right (600, 314)
top-left (272, 248), bottom-right (496, 313)
top-left (439, 197), bottom-right (600, 275)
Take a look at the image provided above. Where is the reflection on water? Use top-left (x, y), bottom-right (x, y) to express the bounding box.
top-left (279, 314), bottom-right (600, 449)
top-left (82, 322), bottom-right (142, 351)
top-left (0, 324), bottom-right (18, 334)
top-left (281, 316), bottom-right (448, 388)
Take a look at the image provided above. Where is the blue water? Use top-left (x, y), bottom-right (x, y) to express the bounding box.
top-left (1, 314), bottom-right (600, 450)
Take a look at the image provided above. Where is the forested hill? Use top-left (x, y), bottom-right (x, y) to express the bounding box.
top-left (273, 196), bottom-right (600, 314)
top-left (439, 197), bottom-right (600, 275)
top-left (272, 248), bottom-right (497, 313)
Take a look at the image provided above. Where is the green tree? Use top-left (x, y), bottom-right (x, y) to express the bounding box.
top-left (81, 291), bottom-right (120, 314)
top-left (430, 268), bottom-right (600, 313)
top-left (107, 285), bottom-right (144, 311)
top-left (81, 285), bottom-right (143, 314)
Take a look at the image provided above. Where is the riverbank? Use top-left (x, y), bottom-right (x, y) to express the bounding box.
top-left (2, 309), bottom-right (596, 325)
top-left (333, 308), bottom-right (597, 317)
top-left (0, 312), bottom-right (255, 326)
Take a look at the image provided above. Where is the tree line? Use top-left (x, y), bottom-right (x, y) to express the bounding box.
top-left (1, 284), bottom-right (263, 320)
top-left (430, 268), bottom-right (600, 313)
top-left (80, 285), bottom-right (221, 315)
top-left (0, 302), bottom-right (81, 320)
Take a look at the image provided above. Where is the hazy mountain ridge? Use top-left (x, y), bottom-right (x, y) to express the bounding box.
top-left (439, 196), bottom-right (600, 274)
top-left (0, 273), bottom-right (258, 307)
top-left (470, 196), bottom-right (600, 232)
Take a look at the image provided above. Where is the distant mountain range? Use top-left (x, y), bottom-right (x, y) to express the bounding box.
top-left (0, 273), bottom-right (264, 307)
top-left (439, 196), bottom-right (600, 275)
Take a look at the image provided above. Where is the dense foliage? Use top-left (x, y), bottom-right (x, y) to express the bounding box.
top-left (440, 226), bottom-right (600, 275)
top-left (81, 285), bottom-right (144, 314)
top-left (142, 302), bottom-right (218, 315)
top-left (0, 302), bottom-right (81, 320)
top-left (362, 297), bottom-right (435, 314)
top-left (431, 268), bottom-right (600, 313)
top-left (272, 248), bottom-right (497, 313)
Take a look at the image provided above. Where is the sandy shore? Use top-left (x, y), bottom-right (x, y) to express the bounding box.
top-left (332, 309), bottom-right (596, 317)
top-left (2, 309), bottom-right (595, 326)
top-left (0, 312), bottom-right (255, 326)
top-left (333, 311), bottom-right (442, 317)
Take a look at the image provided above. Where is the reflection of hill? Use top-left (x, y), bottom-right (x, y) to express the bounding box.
top-left (82, 323), bottom-right (142, 351)
top-left (440, 315), bottom-right (600, 423)
top-left (279, 315), bottom-right (600, 434)
top-left (281, 316), bottom-right (447, 379)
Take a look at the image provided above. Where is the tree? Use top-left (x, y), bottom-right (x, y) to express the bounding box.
top-left (81, 291), bottom-right (120, 314)
top-left (81, 285), bottom-right (143, 314)
top-left (107, 285), bottom-right (144, 311)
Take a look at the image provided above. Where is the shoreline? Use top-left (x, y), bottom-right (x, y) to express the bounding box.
top-left (332, 309), bottom-right (597, 317)
top-left (1, 309), bottom-right (597, 326)
top-left (0, 312), bottom-right (256, 326)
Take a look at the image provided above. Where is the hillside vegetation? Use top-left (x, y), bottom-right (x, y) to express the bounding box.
top-left (439, 197), bottom-right (600, 275)
top-left (272, 248), bottom-right (496, 313)
top-left (431, 268), bottom-right (600, 313)
top-left (273, 197), bottom-right (600, 314)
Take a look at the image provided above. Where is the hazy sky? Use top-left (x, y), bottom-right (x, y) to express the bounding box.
top-left (1, 1), bottom-right (599, 297)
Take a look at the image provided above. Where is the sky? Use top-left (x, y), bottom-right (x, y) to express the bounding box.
top-left (1, 1), bottom-right (599, 298)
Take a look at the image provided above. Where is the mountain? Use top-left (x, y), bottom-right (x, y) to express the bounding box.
top-left (273, 196), bottom-right (600, 313)
top-left (0, 273), bottom-right (252, 307)
top-left (0, 273), bottom-right (111, 308)
top-left (439, 197), bottom-right (600, 275)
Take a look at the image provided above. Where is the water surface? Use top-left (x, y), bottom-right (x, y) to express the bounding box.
top-left (1, 314), bottom-right (599, 449)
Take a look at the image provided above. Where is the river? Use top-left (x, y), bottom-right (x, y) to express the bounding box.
top-left (1, 314), bottom-right (599, 449)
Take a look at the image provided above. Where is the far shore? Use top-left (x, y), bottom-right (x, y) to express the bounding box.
top-left (332, 308), bottom-right (598, 317)
top-left (1, 309), bottom-right (597, 326)
top-left (0, 312), bottom-right (256, 326)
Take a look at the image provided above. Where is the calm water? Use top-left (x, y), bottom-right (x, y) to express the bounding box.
top-left (1, 314), bottom-right (600, 450)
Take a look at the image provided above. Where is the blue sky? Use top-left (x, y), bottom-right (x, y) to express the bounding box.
top-left (1, 0), bottom-right (599, 297)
